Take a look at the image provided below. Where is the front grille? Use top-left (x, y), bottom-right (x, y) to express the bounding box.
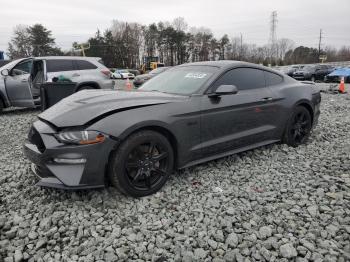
top-left (28, 127), bottom-right (46, 153)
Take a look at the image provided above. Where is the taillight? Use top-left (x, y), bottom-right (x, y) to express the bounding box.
top-left (101, 69), bottom-right (111, 77)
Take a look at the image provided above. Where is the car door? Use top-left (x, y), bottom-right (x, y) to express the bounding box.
top-left (4, 59), bottom-right (35, 107)
top-left (200, 67), bottom-right (279, 157)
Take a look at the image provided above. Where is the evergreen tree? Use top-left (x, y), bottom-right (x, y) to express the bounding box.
top-left (28, 24), bottom-right (62, 56)
top-left (7, 24), bottom-right (62, 59)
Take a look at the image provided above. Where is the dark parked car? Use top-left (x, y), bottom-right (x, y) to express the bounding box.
top-left (293, 64), bottom-right (334, 82)
top-left (24, 61), bottom-right (321, 197)
top-left (127, 69), bottom-right (141, 76)
top-left (281, 65), bottom-right (304, 77)
top-left (133, 67), bottom-right (170, 88)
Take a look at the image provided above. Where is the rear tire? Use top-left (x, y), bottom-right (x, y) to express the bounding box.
top-left (283, 106), bottom-right (312, 147)
top-left (0, 99), bottom-right (4, 112)
top-left (108, 130), bottom-right (174, 197)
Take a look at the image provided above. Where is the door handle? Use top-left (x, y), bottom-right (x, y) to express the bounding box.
top-left (72, 73), bottom-right (80, 77)
top-left (261, 97), bottom-right (273, 102)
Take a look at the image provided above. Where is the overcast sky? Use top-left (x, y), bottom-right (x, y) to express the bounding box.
top-left (1, 0), bottom-right (349, 57)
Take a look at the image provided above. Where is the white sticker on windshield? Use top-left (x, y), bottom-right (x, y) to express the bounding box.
top-left (185, 73), bottom-right (207, 79)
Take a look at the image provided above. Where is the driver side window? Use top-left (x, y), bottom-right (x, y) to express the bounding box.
top-left (11, 60), bottom-right (32, 76)
top-left (211, 67), bottom-right (265, 92)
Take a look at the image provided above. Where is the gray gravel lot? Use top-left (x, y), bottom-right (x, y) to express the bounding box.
top-left (0, 85), bottom-right (349, 261)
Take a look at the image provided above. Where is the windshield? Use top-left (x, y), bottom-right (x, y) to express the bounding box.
top-left (0, 59), bottom-right (23, 71)
top-left (140, 66), bottom-right (218, 95)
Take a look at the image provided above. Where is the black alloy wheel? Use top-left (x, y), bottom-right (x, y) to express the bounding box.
top-left (125, 141), bottom-right (169, 190)
top-left (108, 130), bottom-right (174, 197)
top-left (283, 106), bottom-right (312, 147)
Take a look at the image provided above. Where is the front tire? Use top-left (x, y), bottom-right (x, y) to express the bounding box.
top-left (311, 75), bottom-right (316, 82)
top-left (283, 106), bottom-right (312, 147)
top-left (108, 130), bottom-right (174, 197)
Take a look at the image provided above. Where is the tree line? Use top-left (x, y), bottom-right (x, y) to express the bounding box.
top-left (7, 19), bottom-right (350, 69)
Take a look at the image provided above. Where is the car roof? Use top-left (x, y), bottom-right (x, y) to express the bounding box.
top-left (179, 60), bottom-right (245, 68)
top-left (178, 60), bottom-right (283, 75)
top-left (34, 56), bottom-right (101, 61)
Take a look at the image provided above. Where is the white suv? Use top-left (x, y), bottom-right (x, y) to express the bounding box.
top-left (0, 56), bottom-right (113, 110)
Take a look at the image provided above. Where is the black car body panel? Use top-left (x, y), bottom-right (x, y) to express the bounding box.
top-left (293, 64), bottom-right (334, 81)
top-left (24, 61), bottom-right (321, 189)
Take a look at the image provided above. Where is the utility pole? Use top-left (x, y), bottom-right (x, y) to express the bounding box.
top-left (240, 33), bottom-right (243, 60)
top-left (269, 11), bottom-right (278, 65)
top-left (318, 29), bottom-right (323, 58)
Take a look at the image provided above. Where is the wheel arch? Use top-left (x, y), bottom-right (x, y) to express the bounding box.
top-left (0, 91), bottom-right (9, 108)
top-left (75, 81), bottom-right (101, 92)
top-left (295, 100), bottom-right (314, 124)
top-left (119, 122), bottom-right (179, 168)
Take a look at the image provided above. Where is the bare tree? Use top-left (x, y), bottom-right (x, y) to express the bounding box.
top-left (277, 38), bottom-right (294, 61)
top-left (172, 17), bottom-right (188, 32)
top-left (7, 25), bottom-right (32, 59)
top-left (110, 20), bottom-right (143, 68)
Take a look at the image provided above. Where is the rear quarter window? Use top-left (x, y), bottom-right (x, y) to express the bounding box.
top-left (76, 60), bottom-right (98, 70)
top-left (264, 71), bottom-right (283, 86)
top-left (46, 60), bottom-right (75, 73)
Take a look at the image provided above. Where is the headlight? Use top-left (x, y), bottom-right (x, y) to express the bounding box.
top-left (55, 131), bottom-right (105, 145)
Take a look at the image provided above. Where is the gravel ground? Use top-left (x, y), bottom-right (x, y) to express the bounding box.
top-left (0, 85), bottom-right (349, 262)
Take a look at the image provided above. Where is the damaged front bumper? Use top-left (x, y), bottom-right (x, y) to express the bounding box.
top-left (23, 120), bottom-right (118, 190)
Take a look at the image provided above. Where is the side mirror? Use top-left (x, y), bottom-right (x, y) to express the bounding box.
top-left (209, 85), bottom-right (238, 97)
top-left (1, 69), bottom-right (9, 76)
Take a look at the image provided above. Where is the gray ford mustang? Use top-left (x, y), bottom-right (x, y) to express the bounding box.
top-left (24, 61), bottom-right (321, 197)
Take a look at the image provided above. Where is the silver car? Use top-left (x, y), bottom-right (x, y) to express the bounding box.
top-left (0, 56), bottom-right (114, 110)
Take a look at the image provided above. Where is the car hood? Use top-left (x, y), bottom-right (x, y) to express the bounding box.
top-left (39, 90), bottom-right (187, 128)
